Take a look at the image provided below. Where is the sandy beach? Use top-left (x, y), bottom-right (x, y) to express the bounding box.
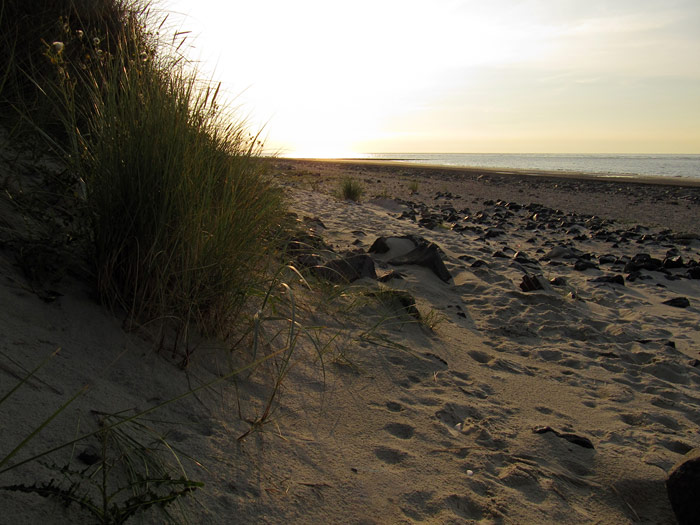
top-left (2, 159), bottom-right (700, 523)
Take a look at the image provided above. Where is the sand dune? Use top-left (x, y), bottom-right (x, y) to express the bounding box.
top-left (1, 159), bottom-right (699, 523)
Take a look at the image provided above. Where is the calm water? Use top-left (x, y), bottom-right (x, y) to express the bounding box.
top-left (355, 153), bottom-right (700, 181)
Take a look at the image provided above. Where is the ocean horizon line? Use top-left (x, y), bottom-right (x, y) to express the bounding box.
top-left (279, 152), bottom-right (700, 180)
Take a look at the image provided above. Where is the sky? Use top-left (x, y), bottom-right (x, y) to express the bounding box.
top-left (163, 0), bottom-right (700, 157)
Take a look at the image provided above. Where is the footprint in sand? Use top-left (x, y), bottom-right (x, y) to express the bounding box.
top-left (374, 446), bottom-right (408, 465)
top-left (442, 493), bottom-right (486, 520)
top-left (384, 422), bottom-right (415, 439)
top-left (497, 463), bottom-right (547, 503)
top-left (386, 401), bottom-right (403, 412)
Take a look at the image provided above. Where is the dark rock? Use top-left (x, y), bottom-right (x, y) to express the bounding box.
top-left (484, 228), bottom-right (505, 239)
top-left (687, 266), bottom-right (700, 280)
top-left (663, 297), bottom-right (690, 308)
top-left (549, 277), bottom-right (567, 286)
top-left (418, 216), bottom-right (441, 229)
top-left (368, 237), bottom-right (391, 254)
top-left (532, 426), bottom-right (594, 449)
top-left (663, 256), bottom-right (685, 269)
top-left (520, 274), bottom-right (545, 292)
top-left (493, 250), bottom-right (509, 258)
top-left (388, 242), bottom-right (452, 282)
top-left (667, 448), bottom-right (700, 525)
top-left (471, 260), bottom-right (488, 268)
top-left (590, 274), bottom-right (625, 286)
top-left (624, 253), bottom-right (663, 273)
top-left (398, 210), bottom-right (417, 221)
top-left (543, 246), bottom-right (579, 260)
top-left (315, 254), bottom-right (377, 283)
top-left (574, 259), bottom-right (599, 271)
top-left (599, 254), bottom-right (618, 265)
top-left (626, 270), bottom-right (653, 282)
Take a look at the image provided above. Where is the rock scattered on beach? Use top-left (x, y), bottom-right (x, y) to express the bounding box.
top-left (666, 448), bottom-right (700, 525)
top-left (590, 274), bottom-right (625, 286)
top-left (662, 297), bottom-right (691, 308)
top-left (519, 274), bottom-right (545, 292)
top-left (368, 236), bottom-right (391, 254)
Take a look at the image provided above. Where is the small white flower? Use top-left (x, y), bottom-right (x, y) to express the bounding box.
top-left (139, 51), bottom-right (148, 62)
top-left (76, 30), bottom-right (84, 39)
top-left (52, 41), bottom-right (65, 54)
top-left (93, 37), bottom-right (100, 47)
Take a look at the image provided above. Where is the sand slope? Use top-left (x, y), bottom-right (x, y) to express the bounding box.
top-left (1, 160), bottom-right (699, 524)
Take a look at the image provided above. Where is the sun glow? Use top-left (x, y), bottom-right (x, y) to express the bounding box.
top-left (166, 0), bottom-right (700, 154)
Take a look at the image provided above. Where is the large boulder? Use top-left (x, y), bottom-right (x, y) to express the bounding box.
top-left (388, 242), bottom-right (452, 283)
top-left (667, 448), bottom-right (700, 525)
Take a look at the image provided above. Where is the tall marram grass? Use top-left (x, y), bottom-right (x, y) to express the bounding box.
top-left (1, 1), bottom-right (285, 339)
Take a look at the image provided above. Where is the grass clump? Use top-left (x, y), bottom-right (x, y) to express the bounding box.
top-left (1, 0), bottom-right (285, 340)
top-left (339, 177), bottom-right (364, 202)
top-left (407, 180), bottom-right (419, 194)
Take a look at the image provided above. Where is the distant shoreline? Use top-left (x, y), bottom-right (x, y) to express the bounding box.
top-left (281, 157), bottom-right (700, 189)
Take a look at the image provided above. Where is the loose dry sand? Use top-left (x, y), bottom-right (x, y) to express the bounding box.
top-left (1, 158), bottom-right (699, 524)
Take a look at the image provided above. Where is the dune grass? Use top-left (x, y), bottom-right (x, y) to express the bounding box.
top-left (339, 177), bottom-right (364, 202)
top-left (1, 0), bottom-right (285, 341)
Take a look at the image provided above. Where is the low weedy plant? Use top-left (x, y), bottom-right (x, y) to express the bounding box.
top-left (0, 350), bottom-right (200, 524)
top-left (339, 177), bottom-right (363, 202)
top-left (2, 412), bottom-right (202, 525)
top-left (0, 280), bottom-right (313, 522)
top-left (408, 180), bottom-right (419, 194)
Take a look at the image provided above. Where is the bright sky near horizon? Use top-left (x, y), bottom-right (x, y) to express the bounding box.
top-left (164, 0), bottom-right (700, 157)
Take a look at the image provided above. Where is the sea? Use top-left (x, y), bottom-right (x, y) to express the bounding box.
top-left (350, 153), bottom-right (700, 181)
